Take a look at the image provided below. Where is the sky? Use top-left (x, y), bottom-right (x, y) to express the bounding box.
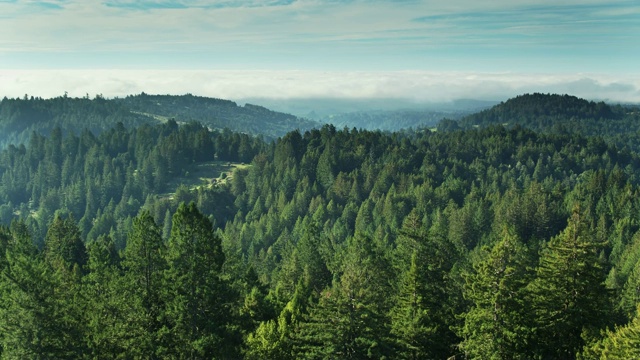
top-left (0, 0), bottom-right (639, 103)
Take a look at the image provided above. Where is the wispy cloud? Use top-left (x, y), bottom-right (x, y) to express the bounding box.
top-left (101, 0), bottom-right (298, 10)
top-left (2, 1), bottom-right (637, 45)
top-left (102, 0), bottom-right (296, 10)
top-left (103, 1), bottom-right (189, 10)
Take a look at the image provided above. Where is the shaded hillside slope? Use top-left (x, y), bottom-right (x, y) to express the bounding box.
top-left (117, 93), bottom-right (319, 139)
top-left (0, 93), bottom-right (319, 148)
top-left (0, 95), bottom-right (152, 147)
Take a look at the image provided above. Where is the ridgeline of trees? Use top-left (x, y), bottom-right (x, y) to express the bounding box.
top-left (0, 94), bottom-right (151, 148)
top-left (118, 93), bottom-right (319, 139)
top-left (0, 93), bottom-right (318, 149)
top-left (456, 93), bottom-right (640, 153)
top-left (2, 93), bottom-right (640, 358)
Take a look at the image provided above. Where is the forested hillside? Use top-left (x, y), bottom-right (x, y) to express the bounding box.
top-left (118, 93), bottom-right (319, 139)
top-left (458, 93), bottom-right (640, 152)
top-left (2, 94), bottom-right (640, 358)
top-left (0, 95), bottom-right (152, 148)
top-left (0, 93), bottom-right (318, 149)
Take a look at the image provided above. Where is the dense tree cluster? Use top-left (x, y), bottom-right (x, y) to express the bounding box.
top-left (458, 93), bottom-right (640, 153)
top-left (2, 93), bottom-right (640, 358)
top-left (0, 94), bottom-right (151, 148)
top-left (0, 119), bottom-right (264, 248)
top-left (0, 204), bottom-right (239, 358)
top-left (118, 93), bottom-right (318, 139)
top-left (0, 93), bottom-right (317, 149)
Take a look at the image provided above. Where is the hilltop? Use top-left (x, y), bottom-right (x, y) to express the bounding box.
top-left (0, 93), bottom-right (319, 148)
top-left (458, 93), bottom-right (624, 130)
top-left (117, 93), bottom-right (319, 139)
top-left (452, 93), bottom-right (640, 151)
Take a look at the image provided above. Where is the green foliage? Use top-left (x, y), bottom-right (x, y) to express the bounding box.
top-left (390, 253), bottom-right (436, 359)
top-left (83, 235), bottom-right (128, 358)
top-left (459, 93), bottom-right (640, 153)
top-left (2, 93), bottom-right (640, 358)
top-left (161, 202), bottom-right (238, 358)
top-left (44, 214), bottom-right (87, 274)
top-left (293, 234), bottom-right (394, 359)
top-left (459, 227), bottom-right (533, 359)
top-left (119, 210), bottom-right (167, 357)
top-left (581, 305), bottom-right (640, 359)
top-left (0, 220), bottom-right (87, 358)
top-left (529, 206), bottom-right (612, 359)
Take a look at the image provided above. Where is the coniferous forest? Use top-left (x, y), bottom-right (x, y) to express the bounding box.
top-left (2, 93), bottom-right (640, 359)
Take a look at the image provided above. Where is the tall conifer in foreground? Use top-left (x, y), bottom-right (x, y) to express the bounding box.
top-left (530, 206), bottom-right (611, 359)
top-left (84, 235), bottom-right (125, 357)
top-left (120, 210), bottom-right (167, 358)
top-left (459, 227), bottom-right (533, 359)
top-left (294, 233), bottom-right (394, 359)
top-left (161, 202), bottom-right (238, 359)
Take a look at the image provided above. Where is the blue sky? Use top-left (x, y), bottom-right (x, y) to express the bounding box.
top-left (0, 0), bottom-right (639, 102)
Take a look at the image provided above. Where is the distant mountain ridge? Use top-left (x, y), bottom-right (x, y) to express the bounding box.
top-left (0, 95), bottom-right (151, 147)
top-left (3, 92), bottom-right (639, 152)
top-left (0, 93), bottom-right (319, 148)
top-left (117, 93), bottom-right (319, 139)
top-left (459, 93), bottom-right (621, 129)
top-left (451, 92), bottom-right (640, 152)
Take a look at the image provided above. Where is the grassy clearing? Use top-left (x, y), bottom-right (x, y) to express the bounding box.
top-left (162, 161), bottom-right (249, 200)
top-left (131, 111), bottom-right (173, 123)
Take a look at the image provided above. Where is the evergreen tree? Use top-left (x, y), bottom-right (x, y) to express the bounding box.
top-left (83, 235), bottom-right (127, 358)
top-left (0, 221), bottom-right (86, 358)
top-left (581, 305), bottom-right (640, 359)
top-left (530, 206), bottom-right (611, 359)
top-left (120, 210), bottom-right (167, 358)
top-left (459, 227), bottom-right (533, 359)
top-left (245, 280), bottom-right (308, 360)
top-left (44, 213), bottom-right (87, 275)
top-left (390, 252), bottom-right (435, 360)
top-left (391, 209), bottom-right (462, 359)
top-left (161, 202), bottom-right (239, 359)
top-left (293, 233), bottom-right (394, 359)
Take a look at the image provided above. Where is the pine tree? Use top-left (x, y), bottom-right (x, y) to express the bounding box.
top-left (459, 227), bottom-right (533, 359)
top-left (245, 280), bottom-right (308, 360)
top-left (119, 210), bottom-right (167, 358)
top-left (161, 202), bottom-right (239, 359)
top-left (0, 221), bottom-right (86, 358)
top-left (44, 213), bottom-right (87, 275)
top-left (391, 209), bottom-right (462, 359)
top-left (390, 252), bottom-right (435, 360)
top-left (83, 235), bottom-right (127, 358)
top-left (293, 233), bottom-right (394, 359)
top-left (530, 206), bottom-right (611, 359)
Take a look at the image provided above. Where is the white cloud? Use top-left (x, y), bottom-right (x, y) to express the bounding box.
top-left (0, 69), bottom-right (638, 103)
